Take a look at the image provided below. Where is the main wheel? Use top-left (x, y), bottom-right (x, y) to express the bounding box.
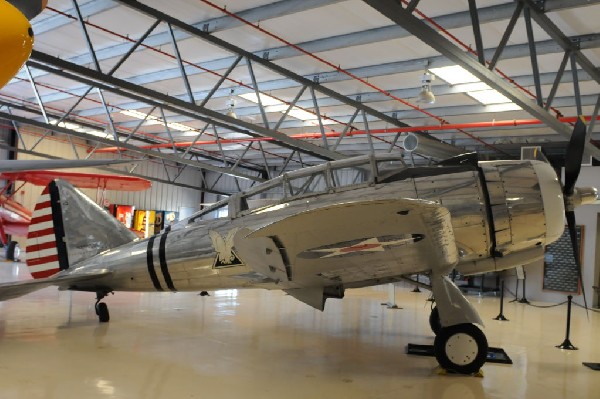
top-left (429, 306), bottom-right (441, 335)
top-left (433, 323), bottom-right (488, 374)
top-left (96, 302), bottom-right (110, 323)
top-left (6, 241), bottom-right (20, 261)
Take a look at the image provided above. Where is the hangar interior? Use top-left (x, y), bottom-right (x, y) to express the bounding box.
top-left (1, 0), bottom-right (600, 397)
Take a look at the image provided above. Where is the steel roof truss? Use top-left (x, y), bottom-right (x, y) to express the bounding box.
top-left (114, 0), bottom-right (455, 159)
top-left (521, 0), bottom-right (600, 85)
top-left (524, 6), bottom-right (544, 107)
top-left (198, 55), bottom-right (243, 108)
top-left (545, 51), bottom-right (570, 111)
top-left (363, 0), bottom-right (600, 159)
top-left (570, 54), bottom-right (583, 116)
top-left (310, 86), bottom-right (329, 150)
top-left (246, 58), bottom-right (271, 130)
top-left (468, 0), bottom-right (486, 66)
top-left (273, 85), bottom-right (307, 131)
top-left (0, 110), bottom-right (264, 182)
top-left (167, 22), bottom-right (195, 104)
top-left (488, 2), bottom-right (523, 71)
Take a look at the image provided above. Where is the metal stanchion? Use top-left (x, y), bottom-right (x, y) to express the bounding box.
top-left (493, 280), bottom-right (509, 321)
top-left (556, 295), bottom-right (578, 350)
top-left (386, 283), bottom-right (398, 309)
top-left (518, 270), bottom-right (530, 304)
top-left (412, 274), bottom-right (421, 292)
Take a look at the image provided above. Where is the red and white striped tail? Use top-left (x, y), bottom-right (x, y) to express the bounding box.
top-left (26, 185), bottom-right (62, 279)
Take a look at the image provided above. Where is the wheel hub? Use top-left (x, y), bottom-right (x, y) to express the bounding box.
top-left (444, 332), bottom-right (479, 365)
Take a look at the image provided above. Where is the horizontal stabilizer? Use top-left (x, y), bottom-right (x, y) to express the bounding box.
top-left (0, 270), bottom-right (111, 301)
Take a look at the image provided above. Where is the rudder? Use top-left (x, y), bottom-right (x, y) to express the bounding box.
top-left (26, 184), bottom-right (67, 278)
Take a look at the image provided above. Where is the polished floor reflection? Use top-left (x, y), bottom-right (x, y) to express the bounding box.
top-left (0, 262), bottom-right (598, 399)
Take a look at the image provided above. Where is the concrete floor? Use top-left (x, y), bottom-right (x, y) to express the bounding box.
top-left (0, 262), bottom-right (599, 399)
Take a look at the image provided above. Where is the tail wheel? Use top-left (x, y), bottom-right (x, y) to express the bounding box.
top-left (429, 306), bottom-right (441, 335)
top-left (433, 323), bottom-right (488, 374)
top-left (96, 302), bottom-right (110, 323)
top-left (6, 241), bottom-right (20, 261)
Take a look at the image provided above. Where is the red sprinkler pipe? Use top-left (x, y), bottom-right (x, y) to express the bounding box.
top-left (91, 115), bottom-right (600, 153)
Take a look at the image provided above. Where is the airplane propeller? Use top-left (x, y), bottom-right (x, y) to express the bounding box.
top-left (562, 117), bottom-right (588, 312)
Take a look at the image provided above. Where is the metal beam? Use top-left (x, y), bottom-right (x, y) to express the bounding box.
top-left (521, 0), bottom-right (600, 85)
top-left (363, 0), bottom-right (600, 159)
top-left (544, 51), bottom-right (570, 111)
top-left (468, 0), bottom-right (486, 65)
top-left (32, 0), bottom-right (117, 35)
top-left (488, 2), bottom-right (523, 70)
top-left (524, 6), bottom-right (544, 107)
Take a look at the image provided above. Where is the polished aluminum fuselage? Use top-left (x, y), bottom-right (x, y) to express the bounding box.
top-left (67, 159), bottom-right (561, 293)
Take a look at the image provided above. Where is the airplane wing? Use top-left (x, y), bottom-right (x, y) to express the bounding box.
top-left (0, 270), bottom-right (111, 301)
top-left (235, 199), bottom-right (458, 309)
top-left (0, 159), bottom-right (136, 173)
top-left (1, 171), bottom-right (151, 191)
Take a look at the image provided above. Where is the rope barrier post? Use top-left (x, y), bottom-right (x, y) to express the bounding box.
top-left (386, 283), bottom-right (398, 309)
top-left (556, 295), bottom-right (578, 350)
top-left (518, 270), bottom-right (530, 304)
top-left (493, 280), bottom-right (509, 321)
top-left (412, 274), bottom-right (421, 292)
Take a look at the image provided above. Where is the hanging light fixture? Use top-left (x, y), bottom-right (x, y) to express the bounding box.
top-left (226, 89), bottom-right (237, 119)
top-left (416, 72), bottom-right (435, 104)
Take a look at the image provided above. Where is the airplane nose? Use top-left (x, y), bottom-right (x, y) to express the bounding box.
top-left (0, 1), bottom-right (34, 88)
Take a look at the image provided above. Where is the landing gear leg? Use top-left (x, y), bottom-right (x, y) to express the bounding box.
top-left (95, 292), bottom-right (110, 323)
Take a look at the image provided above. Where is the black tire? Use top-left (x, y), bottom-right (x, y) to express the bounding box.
top-left (96, 302), bottom-right (110, 323)
top-left (6, 241), bottom-right (20, 262)
top-left (433, 323), bottom-right (488, 374)
top-left (429, 306), bottom-right (442, 335)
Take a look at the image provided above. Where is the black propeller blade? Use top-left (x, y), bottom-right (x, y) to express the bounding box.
top-left (563, 117), bottom-right (588, 312)
top-left (563, 118), bottom-right (587, 196)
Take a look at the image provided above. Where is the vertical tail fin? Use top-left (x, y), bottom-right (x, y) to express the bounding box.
top-left (26, 184), bottom-right (67, 278)
top-left (26, 180), bottom-right (138, 279)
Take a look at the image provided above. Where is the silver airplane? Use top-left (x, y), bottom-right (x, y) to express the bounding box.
top-left (0, 119), bottom-right (596, 374)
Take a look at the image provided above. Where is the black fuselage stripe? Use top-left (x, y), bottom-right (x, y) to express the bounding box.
top-left (146, 236), bottom-right (163, 291)
top-left (159, 233), bottom-right (176, 291)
